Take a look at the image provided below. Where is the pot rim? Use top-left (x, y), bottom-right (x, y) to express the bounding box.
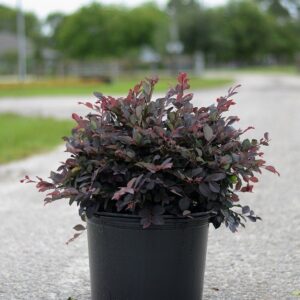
top-left (87, 210), bottom-right (214, 229)
top-left (94, 210), bottom-right (214, 220)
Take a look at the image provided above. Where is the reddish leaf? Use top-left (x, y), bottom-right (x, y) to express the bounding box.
top-left (127, 177), bottom-right (137, 188)
top-left (20, 175), bottom-right (35, 184)
top-left (249, 176), bottom-right (259, 183)
top-left (36, 180), bottom-right (55, 192)
top-left (160, 163), bottom-right (173, 170)
top-left (78, 101), bottom-right (94, 109)
top-left (240, 185), bottom-right (254, 193)
top-left (241, 126), bottom-right (255, 135)
top-left (226, 116), bottom-right (240, 125)
top-left (108, 96), bottom-right (118, 108)
top-left (141, 217), bottom-right (151, 229)
top-left (265, 166), bottom-right (280, 176)
top-left (256, 159), bottom-right (266, 167)
top-left (177, 72), bottom-right (189, 90)
top-left (230, 193), bottom-right (239, 202)
top-left (66, 231), bottom-right (85, 245)
top-left (133, 81), bottom-right (142, 93)
top-left (72, 113), bottom-right (81, 122)
top-left (112, 187), bottom-right (134, 200)
top-left (136, 162), bottom-right (173, 173)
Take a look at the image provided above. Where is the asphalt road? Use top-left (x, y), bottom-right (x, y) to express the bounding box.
top-left (0, 74), bottom-right (299, 299)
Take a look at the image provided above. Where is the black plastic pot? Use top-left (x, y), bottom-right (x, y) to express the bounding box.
top-left (87, 212), bottom-right (210, 300)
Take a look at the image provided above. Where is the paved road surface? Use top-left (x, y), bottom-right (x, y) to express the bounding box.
top-left (0, 74), bottom-right (299, 299)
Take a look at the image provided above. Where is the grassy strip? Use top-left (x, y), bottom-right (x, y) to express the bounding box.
top-left (0, 114), bottom-right (73, 164)
top-left (217, 65), bottom-right (298, 74)
top-left (238, 65), bottom-right (298, 74)
top-left (0, 77), bottom-right (233, 98)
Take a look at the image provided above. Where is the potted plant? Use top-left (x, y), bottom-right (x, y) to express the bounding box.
top-left (22, 73), bottom-right (279, 300)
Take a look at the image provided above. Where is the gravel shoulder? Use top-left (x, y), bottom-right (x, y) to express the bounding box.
top-left (0, 73), bottom-right (299, 299)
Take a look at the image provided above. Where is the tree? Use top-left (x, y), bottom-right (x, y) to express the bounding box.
top-left (219, 0), bottom-right (272, 64)
top-left (44, 12), bottom-right (65, 48)
top-left (0, 4), bottom-right (42, 75)
top-left (56, 3), bottom-right (167, 60)
top-left (266, 12), bottom-right (300, 61)
top-left (0, 4), bottom-right (40, 41)
top-left (256, 0), bottom-right (300, 18)
top-left (256, 0), bottom-right (300, 61)
top-left (167, 0), bottom-right (212, 55)
top-left (126, 3), bottom-right (169, 55)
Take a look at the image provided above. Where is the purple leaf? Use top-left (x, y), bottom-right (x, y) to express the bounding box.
top-left (73, 224), bottom-right (86, 231)
top-left (179, 197), bottom-right (191, 211)
top-left (199, 183), bottom-right (211, 197)
top-left (209, 181), bottom-right (220, 193)
top-left (205, 173), bottom-right (226, 182)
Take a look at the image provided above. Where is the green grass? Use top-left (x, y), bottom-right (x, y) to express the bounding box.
top-left (0, 77), bottom-right (233, 98)
top-left (238, 65), bottom-right (298, 74)
top-left (0, 114), bottom-right (73, 164)
top-left (217, 65), bottom-right (298, 74)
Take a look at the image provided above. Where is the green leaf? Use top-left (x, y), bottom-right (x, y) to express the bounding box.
top-left (291, 290), bottom-right (300, 297)
top-left (169, 111), bottom-right (176, 122)
top-left (229, 175), bottom-right (238, 184)
top-left (71, 166), bottom-right (81, 174)
top-left (242, 139), bottom-right (251, 150)
top-left (166, 120), bottom-right (174, 130)
top-left (91, 120), bottom-right (97, 130)
top-left (223, 164), bottom-right (230, 170)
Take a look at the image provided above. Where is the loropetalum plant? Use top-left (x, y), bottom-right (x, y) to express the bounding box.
top-left (22, 73), bottom-right (279, 234)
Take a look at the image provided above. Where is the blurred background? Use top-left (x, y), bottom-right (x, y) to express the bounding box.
top-left (0, 0), bottom-right (299, 82)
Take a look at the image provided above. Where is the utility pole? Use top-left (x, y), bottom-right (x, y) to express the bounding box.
top-left (16, 0), bottom-right (27, 81)
top-left (166, 6), bottom-right (183, 74)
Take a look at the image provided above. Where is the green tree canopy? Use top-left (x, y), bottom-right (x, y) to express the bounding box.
top-left (45, 12), bottom-right (65, 48)
top-left (169, 0), bottom-right (300, 64)
top-left (56, 3), bottom-right (167, 60)
top-left (168, 0), bottom-right (214, 55)
top-left (256, 0), bottom-right (300, 18)
top-left (0, 4), bottom-right (40, 41)
top-left (222, 0), bottom-right (272, 63)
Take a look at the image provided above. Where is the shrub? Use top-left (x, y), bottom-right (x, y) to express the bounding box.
top-left (22, 73), bottom-right (279, 233)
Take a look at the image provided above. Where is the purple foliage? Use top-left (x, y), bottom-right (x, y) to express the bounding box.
top-left (21, 73), bottom-right (279, 232)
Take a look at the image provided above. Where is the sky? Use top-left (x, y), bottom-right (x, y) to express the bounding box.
top-left (1, 0), bottom-right (227, 18)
